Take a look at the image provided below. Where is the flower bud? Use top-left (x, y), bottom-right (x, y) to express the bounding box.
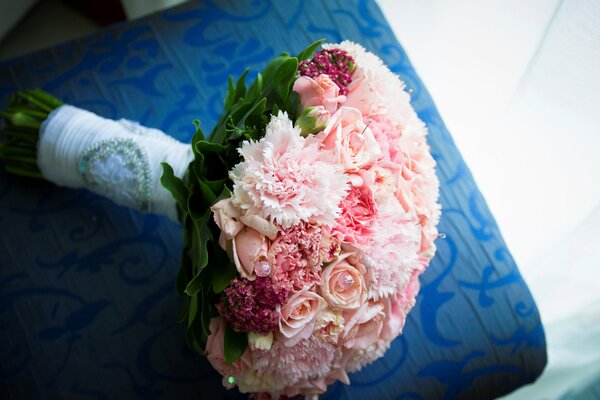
top-left (296, 106), bottom-right (329, 136)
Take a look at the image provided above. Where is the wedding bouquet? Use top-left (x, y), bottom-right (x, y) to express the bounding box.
top-left (0, 40), bottom-right (440, 398)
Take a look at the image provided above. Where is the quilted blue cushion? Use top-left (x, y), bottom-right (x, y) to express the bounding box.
top-left (0, 0), bottom-right (546, 399)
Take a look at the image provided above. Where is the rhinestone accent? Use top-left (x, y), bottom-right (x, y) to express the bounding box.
top-left (254, 261), bottom-right (271, 277)
top-left (79, 138), bottom-right (152, 211)
top-left (337, 272), bottom-right (355, 290)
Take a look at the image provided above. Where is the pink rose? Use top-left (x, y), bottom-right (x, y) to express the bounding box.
top-left (279, 290), bottom-right (325, 345)
top-left (313, 308), bottom-right (345, 344)
top-left (342, 301), bottom-right (384, 350)
top-left (317, 107), bottom-right (381, 171)
top-left (211, 198), bottom-right (244, 249)
top-left (320, 233), bottom-right (341, 263)
top-left (233, 226), bottom-right (268, 280)
top-left (293, 74), bottom-right (346, 114)
top-left (239, 213), bottom-right (278, 240)
top-left (320, 252), bottom-right (367, 310)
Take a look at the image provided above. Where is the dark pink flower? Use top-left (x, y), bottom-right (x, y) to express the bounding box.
top-left (217, 277), bottom-right (290, 335)
top-left (299, 48), bottom-right (355, 95)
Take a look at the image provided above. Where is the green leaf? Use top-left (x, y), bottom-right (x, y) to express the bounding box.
top-left (295, 38), bottom-right (325, 61)
top-left (246, 72), bottom-right (263, 101)
top-left (199, 282), bottom-right (212, 340)
top-left (194, 140), bottom-right (226, 155)
top-left (176, 255), bottom-right (190, 295)
top-left (238, 98), bottom-right (266, 133)
top-left (187, 293), bottom-right (199, 328)
top-left (202, 178), bottom-right (226, 195)
top-left (233, 69), bottom-right (249, 103)
top-left (198, 179), bottom-right (217, 206)
top-left (212, 263), bottom-right (236, 293)
top-left (283, 90), bottom-right (300, 120)
top-left (224, 76), bottom-right (236, 110)
top-left (215, 186), bottom-right (232, 202)
top-left (184, 271), bottom-right (204, 296)
top-left (192, 119), bottom-right (205, 141)
top-left (211, 244), bottom-right (237, 293)
top-left (186, 195), bottom-right (213, 280)
top-left (160, 162), bottom-right (189, 210)
top-left (261, 56), bottom-right (298, 109)
top-left (259, 55), bottom-right (287, 83)
top-left (224, 322), bottom-right (248, 364)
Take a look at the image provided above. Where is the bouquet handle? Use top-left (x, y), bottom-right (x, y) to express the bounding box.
top-left (0, 96), bottom-right (193, 221)
top-left (39, 105), bottom-right (193, 220)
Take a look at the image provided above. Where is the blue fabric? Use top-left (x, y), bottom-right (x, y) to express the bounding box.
top-left (0, 0), bottom-right (546, 399)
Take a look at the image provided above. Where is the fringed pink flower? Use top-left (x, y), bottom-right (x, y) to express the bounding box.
top-left (250, 336), bottom-right (337, 394)
top-left (269, 222), bottom-right (324, 291)
top-left (333, 182), bottom-right (377, 244)
top-left (230, 111), bottom-right (349, 228)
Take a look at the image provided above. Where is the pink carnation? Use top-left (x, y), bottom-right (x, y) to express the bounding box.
top-left (230, 111), bottom-right (349, 228)
top-left (369, 114), bottom-right (405, 165)
top-left (250, 337), bottom-right (337, 393)
top-left (398, 116), bottom-right (441, 250)
top-left (269, 222), bottom-right (325, 291)
top-left (333, 182), bottom-right (377, 244)
top-left (380, 268), bottom-right (422, 342)
top-left (362, 195), bottom-right (422, 300)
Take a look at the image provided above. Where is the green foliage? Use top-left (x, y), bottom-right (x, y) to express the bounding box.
top-left (160, 41), bottom-right (323, 363)
top-left (0, 41), bottom-right (323, 362)
top-left (0, 40), bottom-right (324, 364)
top-left (0, 89), bottom-right (63, 179)
top-left (296, 39), bottom-right (325, 62)
top-left (224, 322), bottom-right (248, 364)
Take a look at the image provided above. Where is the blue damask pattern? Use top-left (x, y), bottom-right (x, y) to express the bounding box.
top-left (0, 0), bottom-right (546, 399)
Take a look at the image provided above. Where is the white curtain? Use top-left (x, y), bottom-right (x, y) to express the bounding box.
top-left (378, 0), bottom-right (600, 398)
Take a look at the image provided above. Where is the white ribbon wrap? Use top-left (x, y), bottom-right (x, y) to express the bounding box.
top-left (38, 105), bottom-right (194, 221)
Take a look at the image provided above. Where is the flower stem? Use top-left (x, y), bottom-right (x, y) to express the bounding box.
top-left (0, 88), bottom-right (62, 179)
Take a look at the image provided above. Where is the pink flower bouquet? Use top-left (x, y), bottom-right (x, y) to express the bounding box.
top-left (0, 40), bottom-right (440, 399)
